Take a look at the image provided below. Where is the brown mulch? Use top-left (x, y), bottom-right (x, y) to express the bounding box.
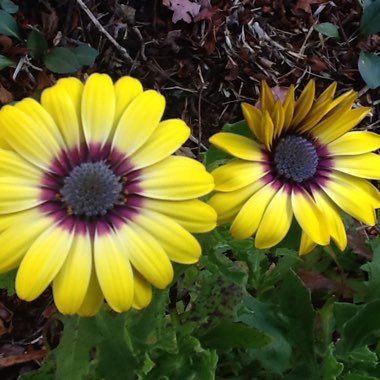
top-left (0, 0), bottom-right (379, 378)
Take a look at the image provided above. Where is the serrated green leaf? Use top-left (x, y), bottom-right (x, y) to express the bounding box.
top-left (200, 320), bottom-right (271, 349)
top-left (237, 296), bottom-right (292, 373)
top-left (55, 315), bottom-right (101, 380)
top-left (339, 299), bottom-right (380, 352)
top-left (362, 238), bottom-right (380, 300)
top-left (0, 269), bottom-right (16, 294)
top-left (95, 311), bottom-right (136, 380)
top-left (27, 30), bottom-right (48, 60)
top-left (322, 344), bottom-right (344, 380)
top-left (360, 0), bottom-right (380, 35)
top-left (43, 47), bottom-right (81, 74)
top-left (358, 52), bottom-right (380, 89)
top-left (72, 44), bottom-right (98, 66)
top-left (0, 9), bottom-right (20, 39)
top-left (349, 346), bottom-right (378, 369)
top-left (0, 0), bottom-right (18, 13)
top-left (277, 270), bottom-right (316, 366)
top-left (314, 22), bottom-right (340, 38)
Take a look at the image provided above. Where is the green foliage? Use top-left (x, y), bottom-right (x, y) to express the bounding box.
top-left (0, 268), bottom-right (16, 294)
top-left (0, 9), bottom-right (20, 39)
top-left (314, 22), bottom-right (340, 39)
top-left (0, 0), bottom-right (18, 13)
top-left (360, 0), bottom-right (380, 35)
top-left (0, 54), bottom-right (14, 70)
top-left (358, 52), bottom-right (380, 89)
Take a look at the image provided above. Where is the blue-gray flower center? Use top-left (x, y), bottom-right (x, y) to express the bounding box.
top-left (273, 135), bottom-right (318, 183)
top-left (60, 161), bottom-right (123, 217)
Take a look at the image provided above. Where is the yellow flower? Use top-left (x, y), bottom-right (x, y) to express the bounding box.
top-left (0, 73), bottom-right (216, 316)
top-left (209, 80), bottom-right (380, 254)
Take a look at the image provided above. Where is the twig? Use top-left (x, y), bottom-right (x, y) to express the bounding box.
top-left (76, 0), bottom-right (133, 64)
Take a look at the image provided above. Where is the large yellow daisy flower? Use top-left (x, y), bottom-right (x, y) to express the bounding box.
top-left (209, 80), bottom-right (380, 254)
top-left (0, 73), bottom-right (216, 316)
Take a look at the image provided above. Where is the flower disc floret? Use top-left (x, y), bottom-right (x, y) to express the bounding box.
top-left (0, 73), bottom-right (217, 316)
top-left (209, 80), bottom-right (380, 255)
top-left (61, 161), bottom-right (123, 217)
top-left (273, 135), bottom-right (318, 183)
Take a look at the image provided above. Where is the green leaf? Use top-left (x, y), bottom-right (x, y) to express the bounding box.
top-left (200, 320), bottom-right (271, 349)
top-left (348, 346), bottom-right (378, 369)
top-left (322, 344), bottom-right (344, 380)
top-left (43, 47), bottom-right (81, 74)
top-left (0, 9), bottom-right (20, 39)
top-left (0, 0), bottom-right (18, 13)
top-left (72, 44), bottom-right (98, 66)
top-left (339, 299), bottom-right (380, 352)
top-left (277, 270), bottom-right (316, 366)
top-left (27, 30), bottom-right (48, 60)
top-left (314, 22), bottom-right (340, 38)
top-left (334, 302), bottom-right (360, 329)
top-left (358, 52), bottom-right (380, 90)
top-left (55, 315), bottom-right (102, 380)
top-left (238, 296), bottom-right (292, 374)
top-left (360, 0), bottom-right (380, 35)
top-left (95, 311), bottom-right (136, 380)
top-left (0, 269), bottom-right (16, 294)
top-left (362, 238), bottom-right (380, 300)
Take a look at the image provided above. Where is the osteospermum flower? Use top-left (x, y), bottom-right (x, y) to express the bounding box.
top-left (0, 73), bottom-right (216, 315)
top-left (209, 80), bottom-right (380, 254)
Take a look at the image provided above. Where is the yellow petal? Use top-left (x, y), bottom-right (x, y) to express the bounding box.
top-left (327, 131), bottom-right (380, 155)
top-left (15, 98), bottom-right (65, 147)
top-left (56, 77), bottom-right (84, 122)
top-left (113, 76), bottom-right (143, 128)
top-left (241, 102), bottom-right (264, 142)
top-left (292, 80), bottom-right (315, 127)
top-left (41, 79), bottom-right (83, 148)
top-left (271, 100), bottom-right (285, 138)
top-left (0, 177), bottom-right (42, 214)
top-left (291, 188), bottom-right (329, 245)
top-left (144, 198), bottom-right (217, 233)
top-left (81, 73), bottom-right (115, 145)
top-left (230, 181), bottom-right (277, 240)
top-left (311, 91), bottom-right (371, 144)
top-left (255, 185), bottom-right (293, 248)
top-left (16, 225), bottom-right (74, 301)
top-left (0, 105), bottom-right (61, 170)
top-left (134, 209), bottom-right (202, 264)
top-left (94, 230), bottom-right (134, 313)
top-left (118, 221), bottom-right (173, 289)
top-left (260, 80), bottom-right (275, 111)
top-left (299, 82), bottom-right (337, 133)
top-left (53, 233), bottom-right (92, 314)
top-left (77, 266), bottom-right (103, 317)
top-left (130, 119), bottom-right (190, 169)
top-left (132, 269), bottom-right (152, 310)
top-left (313, 190), bottom-right (347, 251)
top-left (0, 149), bottom-right (41, 184)
top-left (208, 181), bottom-right (262, 224)
top-left (112, 90), bottom-right (165, 157)
top-left (209, 132), bottom-right (264, 161)
top-left (0, 212), bottom-right (51, 273)
top-left (282, 85), bottom-right (295, 129)
top-left (299, 232), bottom-right (317, 256)
top-left (321, 171), bottom-right (380, 225)
top-left (139, 156), bottom-right (214, 200)
top-left (212, 160), bottom-right (266, 192)
top-left (261, 111), bottom-right (275, 151)
top-left (333, 153), bottom-right (380, 179)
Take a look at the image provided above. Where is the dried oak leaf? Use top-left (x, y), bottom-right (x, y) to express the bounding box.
top-left (163, 0), bottom-right (201, 23)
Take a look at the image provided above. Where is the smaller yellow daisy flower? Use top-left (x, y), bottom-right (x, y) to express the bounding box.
top-left (0, 73), bottom-right (216, 316)
top-left (209, 80), bottom-right (380, 254)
